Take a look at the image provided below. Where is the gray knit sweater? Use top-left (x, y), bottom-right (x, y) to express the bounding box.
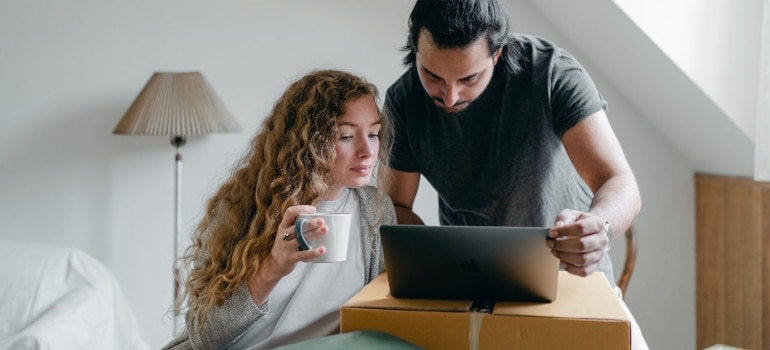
top-left (162, 186), bottom-right (395, 350)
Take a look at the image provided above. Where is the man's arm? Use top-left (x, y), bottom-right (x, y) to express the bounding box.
top-left (548, 110), bottom-right (641, 275)
top-left (563, 110), bottom-right (640, 236)
top-left (388, 168), bottom-right (425, 225)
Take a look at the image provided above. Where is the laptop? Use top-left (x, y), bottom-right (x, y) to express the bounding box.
top-left (380, 225), bottom-right (559, 303)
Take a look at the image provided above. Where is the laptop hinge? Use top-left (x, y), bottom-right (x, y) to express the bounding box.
top-left (470, 300), bottom-right (496, 313)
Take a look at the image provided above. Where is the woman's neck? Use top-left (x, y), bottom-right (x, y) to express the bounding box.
top-left (324, 185), bottom-right (346, 201)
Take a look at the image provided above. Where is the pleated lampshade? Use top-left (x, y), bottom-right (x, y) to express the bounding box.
top-left (113, 72), bottom-right (242, 136)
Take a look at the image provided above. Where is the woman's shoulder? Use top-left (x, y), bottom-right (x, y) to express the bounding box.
top-left (354, 186), bottom-right (391, 202)
top-left (354, 186), bottom-right (396, 226)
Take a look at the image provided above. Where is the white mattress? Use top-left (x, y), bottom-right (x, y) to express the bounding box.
top-left (0, 241), bottom-right (150, 350)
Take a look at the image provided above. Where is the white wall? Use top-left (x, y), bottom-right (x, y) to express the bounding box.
top-left (614, 0), bottom-right (764, 142)
top-left (614, 0), bottom-right (770, 179)
top-left (756, 1), bottom-right (770, 181)
top-left (0, 1), bottom-right (691, 348)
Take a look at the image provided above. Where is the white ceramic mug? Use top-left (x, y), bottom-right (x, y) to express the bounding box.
top-left (294, 213), bottom-right (352, 263)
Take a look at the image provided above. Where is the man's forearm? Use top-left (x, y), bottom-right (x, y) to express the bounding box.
top-left (394, 205), bottom-right (425, 225)
top-left (588, 174), bottom-right (641, 240)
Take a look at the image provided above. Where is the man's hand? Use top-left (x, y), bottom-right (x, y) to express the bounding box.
top-left (546, 209), bottom-right (611, 277)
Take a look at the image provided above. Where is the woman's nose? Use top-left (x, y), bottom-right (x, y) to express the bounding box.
top-left (358, 139), bottom-right (375, 157)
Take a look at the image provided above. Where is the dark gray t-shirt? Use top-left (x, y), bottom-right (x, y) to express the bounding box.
top-left (386, 34), bottom-right (615, 283)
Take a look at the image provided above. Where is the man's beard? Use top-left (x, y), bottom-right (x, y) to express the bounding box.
top-left (431, 96), bottom-right (471, 114)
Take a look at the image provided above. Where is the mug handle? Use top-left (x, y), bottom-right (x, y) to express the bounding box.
top-left (294, 218), bottom-right (312, 251)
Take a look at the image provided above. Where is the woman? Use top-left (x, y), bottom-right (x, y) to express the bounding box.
top-left (163, 69), bottom-right (396, 349)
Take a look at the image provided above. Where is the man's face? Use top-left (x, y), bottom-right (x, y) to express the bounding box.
top-left (415, 29), bottom-right (501, 114)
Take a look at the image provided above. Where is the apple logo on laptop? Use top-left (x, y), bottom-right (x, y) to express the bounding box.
top-left (460, 258), bottom-right (480, 273)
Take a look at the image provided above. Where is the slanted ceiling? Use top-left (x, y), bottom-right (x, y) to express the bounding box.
top-left (526, 0), bottom-right (754, 177)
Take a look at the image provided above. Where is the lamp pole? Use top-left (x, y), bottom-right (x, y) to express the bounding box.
top-left (172, 135), bottom-right (186, 336)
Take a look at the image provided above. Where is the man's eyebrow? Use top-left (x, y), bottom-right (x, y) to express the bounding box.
top-left (420, 65), bottom-right (479, 81)
top-left (420, 65), bottom-right (442, 80)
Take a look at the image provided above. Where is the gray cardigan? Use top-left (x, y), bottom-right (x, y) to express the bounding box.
top-left (162, 186), bottom-right (395, 350)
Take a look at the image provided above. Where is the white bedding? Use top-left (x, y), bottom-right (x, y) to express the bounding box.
top-left (0, 241), bottom-right (150, 350)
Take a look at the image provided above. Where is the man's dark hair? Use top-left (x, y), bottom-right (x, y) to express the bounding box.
top-left (402, 0), bottom-right (521, 73)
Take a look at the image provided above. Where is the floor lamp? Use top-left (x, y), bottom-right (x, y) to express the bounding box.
top-left (112, 72), bottom-right (241, 336)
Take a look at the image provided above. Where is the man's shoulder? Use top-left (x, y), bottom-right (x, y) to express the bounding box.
top-left (511, 33), bottom-right (561, 51)
top-left (510, 33), bottom-right (573, 64)
top-left (386, 67), bottom-right (420, 97)
top-left (508, 33), bottom-right (578, 75)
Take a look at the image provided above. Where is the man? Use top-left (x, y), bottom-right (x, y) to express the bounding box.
top-left (385, 0), bottom-right (640, 284)
top-left (385, 1), bottom-right (647, 348)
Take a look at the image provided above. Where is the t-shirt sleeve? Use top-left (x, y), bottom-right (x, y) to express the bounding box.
top-left (550, 50), bottom-right (608, 138)
top-left (384, 85), bottom-right (420, 173)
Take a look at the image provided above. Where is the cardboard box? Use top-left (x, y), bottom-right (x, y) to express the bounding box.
top-left (341, 271), bottom-right (630, 350)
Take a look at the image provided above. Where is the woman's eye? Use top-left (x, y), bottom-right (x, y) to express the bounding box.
top-left (340, 135), bottom-right (353, 141)
top-left (368, 133), bottom-right (380, 139)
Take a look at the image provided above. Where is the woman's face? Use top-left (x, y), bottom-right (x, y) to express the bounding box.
top-left (327, 95), bottom-right (381, 200)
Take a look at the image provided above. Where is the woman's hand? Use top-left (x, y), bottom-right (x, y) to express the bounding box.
top-left (247, 205), bottom-right (329, 305)
top-left (267, 205), bottom-right (330, 276)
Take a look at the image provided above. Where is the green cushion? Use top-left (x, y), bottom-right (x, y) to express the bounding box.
top-left (271, 331), bottom-right (423, 350)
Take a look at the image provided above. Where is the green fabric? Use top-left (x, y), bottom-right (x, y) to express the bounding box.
top-left (271, 331), bottom-right (423, 350)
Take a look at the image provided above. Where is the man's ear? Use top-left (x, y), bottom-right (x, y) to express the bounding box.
top-left (492, 47), bottom-right (502, 65)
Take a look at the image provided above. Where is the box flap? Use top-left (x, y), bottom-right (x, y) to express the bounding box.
top-left (343, 273), bottom-right (473, 312)
top-left (344, 271), bottom-right (630, 321)
top-left (493, 271), bottom-right (629, 322)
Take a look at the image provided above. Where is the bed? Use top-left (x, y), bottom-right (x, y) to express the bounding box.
top-left (0, 240), bottom-right (150, 350)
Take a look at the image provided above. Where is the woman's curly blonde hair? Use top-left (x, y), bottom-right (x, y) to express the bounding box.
top-left (173, 69), bottom-right (392, 328)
